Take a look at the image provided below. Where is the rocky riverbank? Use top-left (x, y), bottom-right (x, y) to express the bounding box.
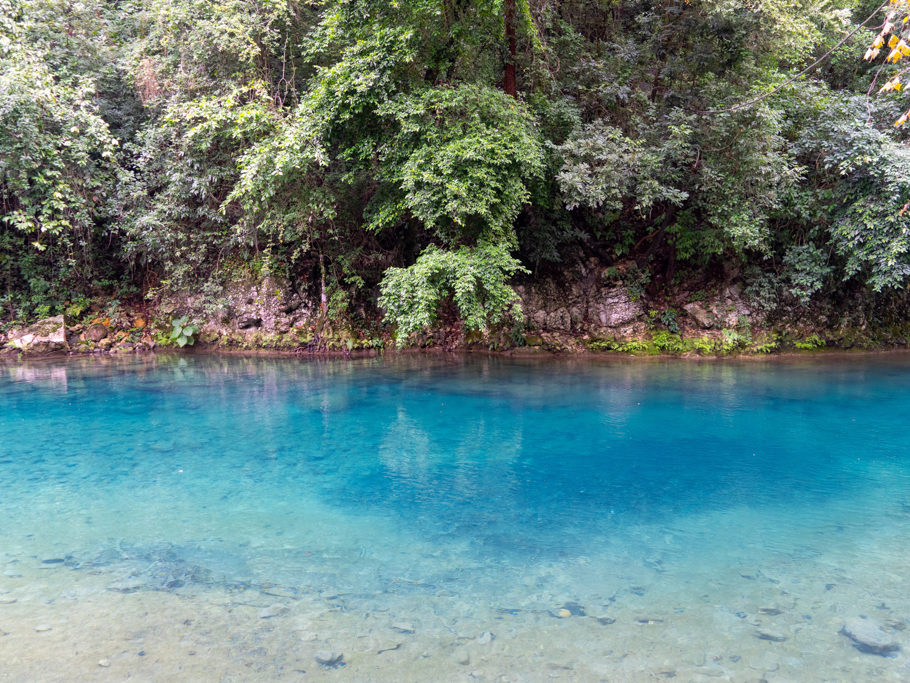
top-left (4, 261), bottom-right (910, 357)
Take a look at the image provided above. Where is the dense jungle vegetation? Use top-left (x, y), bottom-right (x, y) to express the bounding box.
top-left (4, 0), bottom-right (910, 341)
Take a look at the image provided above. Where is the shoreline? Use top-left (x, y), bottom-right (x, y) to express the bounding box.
top-left (5, 343), bottom-right (910, 363)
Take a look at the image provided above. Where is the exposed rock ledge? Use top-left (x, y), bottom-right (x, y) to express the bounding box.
top-left (3, 315), bottom-right (68, 354)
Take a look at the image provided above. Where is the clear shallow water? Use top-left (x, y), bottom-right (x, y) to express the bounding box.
top-left (2, 354), bottom-right (910, 680)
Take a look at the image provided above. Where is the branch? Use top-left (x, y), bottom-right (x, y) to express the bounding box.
top-left (699, 1), bottom-right (890, 116)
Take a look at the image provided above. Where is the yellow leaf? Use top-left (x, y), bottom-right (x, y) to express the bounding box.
top-left (889, 34), bottom-right (899, 48)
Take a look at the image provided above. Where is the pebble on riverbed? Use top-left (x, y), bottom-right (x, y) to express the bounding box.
top-left (550, 601), bottom-right (586, 619)
top-left (108, 578), bottom-right (143, 593)
top-left (259, 603), bottom-right (289, 619)
top-left (840, 618), bottom-right (901, 656)
top-left (560, 601), bottom-right (586, 616)
top-left (452, 650), bottom-right (470, 666)
top-left (475, 631), bottom-right (494, 645)
top-left (315, 650), bottom-right (344, 667)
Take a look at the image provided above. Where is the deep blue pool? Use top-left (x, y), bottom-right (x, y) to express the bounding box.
top-left (2, 354), bottom-right (910, 679)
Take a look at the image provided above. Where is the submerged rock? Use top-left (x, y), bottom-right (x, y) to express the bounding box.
top-left (259, 603), bottom-right (288, 619)
top-left (560, 601), bottom-right (586, 617)
top-left (475, 631), bottom-right (494, 645)
top-left (452, 650), bottom-right (470, 666)
top-left (315, 650), bottom-right (344, 667)
top-left (109, 578), bottom-right (144, 593)
top-left (840, 618), bottom-right (901, 656)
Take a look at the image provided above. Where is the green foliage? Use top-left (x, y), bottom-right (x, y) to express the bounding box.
top-left (6, 0), bottom-right (910, 337)
top-left (64, 297), bottom-right (92, 320)
top-left (378, 243), bottom-right (528, 344)
top-left (556, 119), bottom-right (691, 216)
top-left (783, 244), bottom-right (831, 303)
top-left (652, 330), bottom-right (685, 353)
top-left (372, 85), bottom-right (545, 245)
top-left (0, 0), bottom-right (123, 317)
top-left (790, 93), bottom-right (910, 292)
top-left (587, 339), bottom-right (651, 354)
top-left (794, 333), bottom-right (826, 350)
top-left (690, 337), bottom-right (718, 355)
top-left (750, 334), bottom-right (782, 354)
top-left (0, 28), bottom-right (118, 241)
top-left (169, 315), bottom-right (198, 348)
top-left (659, 308), bottom-right (680, 334)
top-left (624, 266), bottom-right (651, 301)
top-left (719, 328), bottom-right (750, 353)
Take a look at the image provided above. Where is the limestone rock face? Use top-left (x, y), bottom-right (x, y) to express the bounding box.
top-left (5, 315), bottom-right (68, 354)
top-left (518, 267), bottom-right (645, 338)
top-left (162, 276), bottom-right (315, 345)
top-left (684, 285), bottom-right (759, 330)
top-left (217, 279), bottom-right (309, 334)
top-left (591, 288), bottom-right (642, 330)
top-left (683, 302), bottom-right (713, 328)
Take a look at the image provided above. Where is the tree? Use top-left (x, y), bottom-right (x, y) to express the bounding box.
top-left (0, 0), bottom-right (122, 316)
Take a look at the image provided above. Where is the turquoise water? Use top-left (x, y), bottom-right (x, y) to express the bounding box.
top-left (2, 354), bottom-right (910, 680)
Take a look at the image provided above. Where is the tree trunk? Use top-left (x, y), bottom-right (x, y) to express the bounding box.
top-left (319, 249), bottom-right (328, 313)
top-left (503, 0), bottom-right (517, 97)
